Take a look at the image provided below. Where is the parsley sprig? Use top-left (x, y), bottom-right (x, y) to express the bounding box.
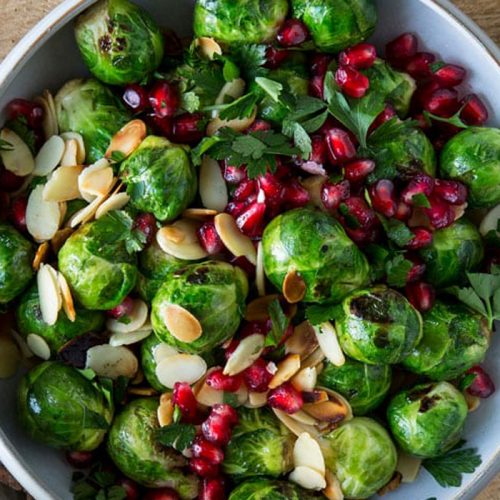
top-left (71, 465), bottom-right (127, 500)
top-left (156, 423), bottom-right (197, 452)
top-left (265, 298), bottom-right (290, 347)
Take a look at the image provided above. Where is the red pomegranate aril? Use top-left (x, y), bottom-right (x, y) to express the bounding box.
top-left (309, 135), bottom-right (327, 166)
top-left (405, 281), bottom-right (435, 312)
top-left (433, 179), bottom-right (468, 205)
top-left (0, 166), bottom-right (24, 192)
top-left (405, 52), bottom-right (436, 79)
top-left (406, 227), bottom-right (433, 250)
top-left (6, 98), bottom-right (44, 129)
top-left (344, 159), bottom-right (376, 183)
top-left (116, 478), bottom-right (140, 500)
top-left (107, 296), bottom-right (134, 319)
top-left (401, 174), bottom-right (435, 205)
top-left (321, 180), bottom-right (350, 211)
top-left (460, 94), bottom-right (489, 125)
top-left (311, 54), bottom-right (332, 76)
top-left (412, 81), bottom-right (440, 111)
top-left (309, 74), bottom-right (325, 99)
top-left (225, 201), bottom-right (246, 218)
top-left (338, 43), bottom-right (377, 69)
top-left (206, 368), bottom-right (243, 393)
top-left (258, 173), bottom-right (283, 202)
top-left (223, 163), bottom-right (247, 184)
top-left (123, 84), bottom-right (149, 112)
top-left (10, 196), bottom-right (27, 232)
top-left (268, 382), bottom-right (303, 414)
top-left (425, 195), bottom-right (455, 229)
top-left (413, 113), bottom-right (431, 130)
top-left (200, 477), bottom-right (226, 500)
top-left (424, 88), bottom-right (459, 117)
top-left (369, 105), bottom-right (397, 134)
top-left (197, 221), bottom-right (225, 255)
top-left (283, 179), bottom-right (310, 208)
top-left (192, 436), bottom-right (225, 465)
top-left (202, 414), bottom-right (232, 446)
top-left (277, 19), bottom-right (310, 47)
top-left (133, 213), bottom-right (156, 245)
top-left (325, 128), bottom-right (357, 165)
top-left (172, 382), bottom-right (198, 423)
top-left (395, 201), bottom-right (412, 222)
top-left (65, 451), bottom-right (94, 469)
top-left (211, 403), bottom-right (239, 426)
top-left (265, 46), bottom-right (290, 69)
top-left (171, 113), bottom-right (205, 144)
top-left (247, 119), bottom-right (272, 133)
top-left (386, 33), bottom-right (418, 66)
top-left (149, 81), bottom-right (179, 118)
top-left (335, 66), bottom-right (370, 98)
top-left (369, 179), bottom-right (397, 217)
top-left (432, 64), bottom-right (466, 88)
top-left (243, 358), bottom-right (273, 393)
top-left (466, 366), bottom-right (496, 399)
top-left (406, 255), bottom-right (426, 283)
top-left (341, 196), bottom-right (378, 228)
top-left (236, 201), bottom-right (266, 237)
top-left (233, 179), bottom-right (257, 202)
top-left (143, 488), bottom-right (180, 500)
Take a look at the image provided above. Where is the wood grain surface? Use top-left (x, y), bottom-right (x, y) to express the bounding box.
top-left (0, 1), bottom-right (499, 499)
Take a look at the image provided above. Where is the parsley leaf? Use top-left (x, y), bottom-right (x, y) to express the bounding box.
top-left (71, 464), bottom-right (127, 500)
top-left (379, 216), bottom-right (414, 247)
top-left (423, 108), bottom-right (469, 130)
top-left (223, 392), bottom-right (240, 407)
top-left (230, 44), bottom-right (268, 80)
top-left (110, 151), bottom-right (126, 163)
top-left (0, 138), bottom-right (13, 151)
top-left (219, 93), bottom-right (259, 120)
top-left (411, 193), bottom-right (431, 208)
top-left (305, 304), bottom-right (343, 325)
top-left (458, 372), bottom-right (477, 391)
top-left (255, 76), bottom-right (284, 103)
top-left (266, 299), bottom-right (290, 347)
top-left (385, 254), bottom-right (413, 288)
top-left (157, 423), bottom-right (196, 452)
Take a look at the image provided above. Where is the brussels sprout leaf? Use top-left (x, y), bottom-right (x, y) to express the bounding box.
top-left (305, 304), bottom-right (343, 325)
top-left (385, 254), bottom-right (413, 288)
top-left (378, 216), bottom-right (414, 247)
top-left (266, 298), bottom-right (290, 347)
top-left (156, 423), bottom-right (196, 452)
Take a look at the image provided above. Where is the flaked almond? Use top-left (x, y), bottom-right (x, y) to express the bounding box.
top-left (464, 391), bottom-right (481, 412)
top-left (160, 226), bottom-right (186, 244)
top-left (35, 90), bottom-right (58, 139)
top-left (0, 337), bottom-right (21, 379)
top-left (286, 321), bottom-right (319, 358)
top-left (214, 213), bottom-right (257, 265)
top-left (107, 299), bottom-right (148, 333)
top-left (215, 79), bottom-right (246, 106)
top-left (51, 227), bottom-right (73, 253)
top-left (43, 165), bottom-right (83, 202)
top-left (32, 242), bottom-right (50, 271)
top-left (324, 471), bottom-right (344, 500)
top-left (153, 343), bottom-right (179, 365)
top-left (161, 303), bottom-right (202, 343)
top-left (313, 322), bottom-right (345, 367)
top-left (291, 367), bottom-right (317, 393)
top-left (128, 386), bottom-right (157, 397)
top-left (256, 241), bottom-right (266, 297)
top-left (245, 391), bottom-right (269, 409)
top-left (196, 379), bottom-right (224, 406)
top-left (182, 208), bottom-right (218, 221)
top-left (377, 472), bottom-right (402, 496)
top-left (293, 432), bottom-right (325, 475)
top-left (396, 450), bottom-right (422, 484)
top-left (283, 269), bottom-right (306, 304)
top-left (37, 263), bottom-right (62, 326)
top-left (199, 157), bottom-right (228, 212)
top-left (155, 353), bottom-right (207, 389)
top-left (110, 326), bottom-right (152, 347)
top-left (79, 161), bottom-right (114, 197)
top-left (245, 294), bottom-right (280, 322)
top-left (26, 185), bottom-right (61, 241)
top-left (301, 348), bottom-right (326, 370)
top-left (156, 219), bottom-right (208, 260)
top-left (157, 396), bottom-right (175, 427)
top-left (60, 132), bottom-right (86, 164)
top-left (223, 333), bottom-right (265, 376)
top-left (131, 368), bottom-right (144, 386)
top-left (195, 37), bottom-right (222, 60)
top-left (303, 395), bottom-right (351, 425)
top-left (95, 192), bottom-right (130, 219)
top-left (288, 410), bottom-right (317, 426)
top-left (289, 466), bottom-right (326, 491)
top-left (68, 193), bottom-right (107, 228)
top-left (302, 390), bottom-right (329, 405)
top-left (27, 333), bottom-right (51, 360)
top-left (106, 119), bottom-right (147, 160)
top-left (86, 345), bottom-right (138, 379)
top-left (207, 108), bottom-right (257, 136)
top-left (269, 354), bottom-right (302, 389)
top-left (0, 128), bottom-right (35, 176)
top-left (301, 176), bottom-right (328, 210)
top-left (33, 135), bottom-right (65, 176)
top-left (60, 139), bottom-right (79, 167)
top-left (57, 272), bottom-right (76, 322)
top-left (272, 408), bottom-right (320, 438)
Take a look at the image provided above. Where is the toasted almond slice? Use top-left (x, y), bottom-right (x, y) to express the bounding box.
top-left (214, 213), bottom-right (257, 265)
top-left (464, 391), bottom-right (481, 412)
top-left (161, 303), bottom-right (202, 343)
top-left (156, 219), bottom-right (208, 260)
top-left (301, 348), bottom-right (326, 370)
top-left (291, 367), bottom-right (317, 393)
top-left (155, 353), bottom-right (207, 389)
top-left (199, 157), bottom-right (228, 212)
top-left (313, 322), bottom-right (345, 367)
top-left (79, 162), bottom-right (114, 197)
top-left (106, 119), bottom-right (147, 160)
top-left (301, 176), bottom-right (328, 210)
top-left (60, 139), bottom-right (79, 167)
top-left (109, 326), bottom-right (152, 347)
top-left (157, 396), bottom-right (175, 427)
top-left (269, 354), bottom-right (302, 389)
top-left (68, 194), bottom-right (107, 228)
top-left (26, 185), bottom-right (61, 241)
top-left (0, 337), bottom-right (21, 379)
top-left (27, 334), bottom-right (51, 360)
top-left (128, 386), bottom-right (157, 396)
top-left (215, 79), bottom-right (246, 105)
top-left (33, 135), bottom-right (65, 176)
top-left (51, 227), bottom-right (73, 253)
top-left (256, 241), bottom-right (266, 297)
top-left (86, 345), bottom-right (138, 379)
top-left (43, 165), bottom-right (84, 202)
top-left (283, 269), bottom-right (306, 304)
top-left (289, 410), bottom-right (318, 426)
top-left (286, 321), bottom-right (319, 359)
top-left (302, 390), bottom-right (329, 405)
top-left (107, 299), bottom-right (148, 334)
top-left (60, 132), bottom-right (86, 164)
top-left (32, 242), bottom-right (50, 271)
top-left (182, 208), bottom-right (218, 221)
top-left (245, 294), bottom-right (281, 322)
top-left (37, 264), bottom-right (62, 326)
top-left (294, 432), bottom-right (325, 475)
top-left (207, 108), bottom-right (257, 136)
top-left (95, 192), bottom-right (130, 219)
top-left (196, 379), bottom-right (224, 406)
top-left (35, 91), bottom-right (58, 139)
top-left (161, 226), bottom-right (186, 244)
top-left (324, 471), bottom-right (344, 500)
top-left (153, 343), bottom-right (179, 364)
top-left (245, 391), bottom-right (269, 409)
top-left (303, 396), bottom-right (351, 425)
top-left (57, 272), bottom-right (76, 322)
top-left (0, 128), bottom-right (35, 176)
top-left (272, 408), bottom-right (320, 438)
top-left (290, 466), bottom-right (326, 490)
top-left (480, 204), bottom-right (500, 237)
top-left (195, 37), bottom-right (222, 60)
top-left (396, 450), bottom-right (422, 483)
top-left (223, 333), bottom-right (265, 376)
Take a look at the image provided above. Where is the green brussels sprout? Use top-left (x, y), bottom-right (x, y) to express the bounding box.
top-left (318, 357), bottom-right (392, 415)
top-left (16, 284), bottom-right (105, 353)
top-left (387, 381), bottom-right (468, 458)
top-left (0, 224), bottom-right (33, 304)
top-left (291, 0), bottom-right (377, 53)
top-left (152, 261), bottom-right (248, 353)
top-left (120, 136), bottom-right (197, 222)
top-left (140, 334), bottom-right (167, 392)
top-left (262, 208), bottom-right (370, 304)
top-left (107, 398), bottom-right (199, 497)
top-left (193, 0), bottom-right (289, 44)
top-left (335, 286), bottom-right (423, 365)
top-left (228, 479), bottom-right (322, 500)
top-left (321, 417), bottom-right (397, 499)
top-left (18, 362), bottom-right (113, 451)
top-left (56, 78), bottom-right (131, 163)
top-left (440, 127), bottom-right (500, 208)
top-left (403, 300), bottom-right (490, 381)
top-left (75, 0), bottom-right (164, 86)
top-left (58, 213), bottom-right (138, 310)
top-left (419, 218), bottom-right (484, 288)
top-left (223, 407), bottom-right (294, 479)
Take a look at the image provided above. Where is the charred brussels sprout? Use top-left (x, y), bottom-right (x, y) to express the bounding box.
top-left (262, 208), bottom-right (370, 304)
top-left (0, 224), bottom-right (33, 304)
top-left (403, 300), bottom-right (490, 381)
top-left (420, 218), bottom-right (484, 288)
top-left (387, 381), bottom-right (468, 458)
top-left (120, 136), bottom-right (197, 222)
top-left (140, 334), bottom-right (168, 392)
top-left (223, 407), bottom-right (294, 479)
top-left (107, 398), bottom-right (199, 497)
top-left (56, 79), bottom-right (131, 163)
top-left (440, 127), bottom-right (500, 208)
top-left (193, 0), bottom-right (289, 44)
top-left (322, 417), bottom-right (397, 499)
top-left (75, 0), bottom-right (164, 85)
top-left (335, 286), bottom-right (423, 365)
top-left (18, 362), bottom-right (113, 451)
top-left (291, 0), bottom-right (377, 53)
top-left (318, 357), bottom-right (392, 415)
top-left (152, 261), bottom-right (248, 353)
top-left (228, 479), bottom-right (322, 500)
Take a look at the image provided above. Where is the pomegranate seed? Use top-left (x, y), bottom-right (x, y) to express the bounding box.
top-left (369, 105), bottom-right (397, 134)
top-left (211, 403), bottom-right (239, 426)
top-left (309, 135), bottom-right (327, 166)
top-left (369, 179), bottom-right (397, 217)
top-left (311, 54), bottom-right (332, 76)
top-left (223, 163), bottom-right (247, 184)
top-left (424, 88), bottom-right (459, 117)
top-left (413, 113), bottom-right (431, 130)
top-left (340, 196), bottom-right (378, 228)
top-left (433, 179), bottom-right (468, 205)
top-left (460, 94), bottom-right (489, 126)
top-left (206, 368), bottom-right (243, 392)
top-left (424, 195), bottom-right (455, 229)
top-left (200, 477), bottom-right (226, 500)
top-left (401, 174), bottom-right (435, 205)
top-left (192, 436), bottom-right (225, 465)
top-left (171, 113), bottom-right (205, 144)
top-left (149, 81), bottom-right (179, 118)
top-left (258, 173), bottom-right (283, 202)
top-left (335, 66), bottom-right (370, 98)
top-left (264, 46), bottom-right (290, 69)
top-left (106, 296), bottom-right (134, 319)
top-left (233, 179), bottom-right (257, 201)
top-left (466, 366), bottom-right (495, 399)
top-left (0, 166), bottom-right (24, 192)
top-left (172, 382), bottom-right (198, 423)
top-left (143, 488), bottom-right (180, 500)
top-left (325, 128), bottom-right (356, 165)
top-left (247, 119), bottom-right (272, 133)
top-left (432, 64), bottom-right (466, 88)
top-left (123, 84), bottom-right (149, 112)
top-left (202, 414), bottom-right (232, 446)
top-left (406, 227), bottom-right (433, 249)
top-left (268, 383), bottom-right (303, 414)
top-left (6, 98), bottom-right (43, 129)
top-left (405, 52), bottom-right (436, 79)
top-left (386, 33), bottom-right (418, 66)
top-left (339, 43), bottom-right (377, 69)
top-left (395, 201), bottom-right (412, 221)
top-left (149, 114), bottom-right (173, 137)
top-left (309, 75), bottom-right (325, 99)
top-left (344, 159), bottom-right (376, 183)
top-left (197, 221), bottom-right (224, 255)
top-left (405, 281), bottom-right (435, 312)
top-left (277, 19), bottom-right (310, 47)
top-left (133, 213), bottom-right (156, 245)
top-left (243, 358), bottom-right (274, 393)
top-left (236, 201), bottom-right (266, 237)
top-left (116, 478), bottom-right (140, 500)
top-left (406, 254), bottom-right (426, 283)
top-left (10, 196), bottom-right (27, 232)
top-left (65, 451), bottom-right (94, 469)
top-left (321, 180), bottom-right (350, 211)
top-left (230, 255), bottom-right (256, 278)
top-left (225, 201), bottom-right (246, 218)
top-left (283, 179), bottom-right (310, 208)
top-left (412, 81), bottom-right (440, 111)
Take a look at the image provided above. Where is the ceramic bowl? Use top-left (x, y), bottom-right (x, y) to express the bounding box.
top-left (0, 1), bottom-right (498, 499)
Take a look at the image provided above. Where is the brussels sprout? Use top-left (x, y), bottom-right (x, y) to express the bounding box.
top-left (18, 362), bottom-right (113, 451)
top-left (0, 224), bottom-right (33, 304)
top-left (58, 213), bottom-right (138, 310)
top-left (387, 381), bottom-right (468, 458)
top-left (440, 127), bottom-right (500, 208)
top-left (291, 0), bottom-right (377, 53)
top-left (120, 136), bottom-right (197, 222)
top-left (223, 407), bottom-right (294, 479)
top-left (140, 334), bottom-right (168, 392)
top-left (193, 0), bottom-right (289, 45)
top-left (228, 478), bottom-right (322, 500)
top-left (419, 218), bottom-right (484, 288)
top-left (403, 300), bottom-right (490, 381)
top-left (321, 417), bottom-right (397, 499)
top-left (318, 357), bottom-right (392, 415)
top-left (152, 261), bottom-right (248, 353)
top-left (56, 78), bottom-right (131, 163)
top-left (75, 0), bottom-right (164, 86)
top-left (107, 398), bottom-right (199, 497)
top-left (262, 208), bottom-right (370, 304)
top-left (335, 286), bottom-right (423, 365)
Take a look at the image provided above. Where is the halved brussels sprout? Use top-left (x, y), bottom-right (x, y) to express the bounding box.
top-left (321, 417), bottom-right (397, 499)
top-left (18, 362), bottom-right (113, 451)
top-left (107, 398), bottom-right (199, 497)
top-left (419, 218), bottom-right (484, 288)
top-left (387, 381), bottom-right (468, 458)
top-left (193, 0), bottom-right (289, 44)
top-left (440, 127), bottom-right (500, 208)
top-left (262, 208), bottom-right (370, 304)
top-left (120, 136), bottom-right (197, 222)
top-left (223, 407), bottom-right (294, 479)
top-left (318, 357), bottom-right (392, 415)
top-left (228, 478), bottom-right (322, 500)
top-left (291, 0), bottom-right (377, 52)
top-left (140, 334), bottom-right (167, 392)
top-left (335, 286), bottom-right (423, 365)
top-left (0, 224), bottom-right (33, 304)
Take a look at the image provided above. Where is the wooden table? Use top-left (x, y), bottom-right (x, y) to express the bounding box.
top-left (0, 1), bottom-right (498, 499)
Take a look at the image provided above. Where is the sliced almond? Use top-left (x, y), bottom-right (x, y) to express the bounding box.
top-left (79, 161), bottom-right (114, 197)
top-left (223, 333), bottom-right (265, 376)
top-left (43, 165), bottom-right (83, 202)
top-left (245, 391), bottom-right (269, 409)
top-left (157, 395), bottom-right (175, 427)
top-left (480, 204), bottom-right (500, 237)
top-left (283, 269), bottom-right (306, 304)
top-left (60, 132), bottom-right (86, 164)
top-left (324, 471), bottom-right (344, 500)
top-left (27, 333), bottom-right (51, 360)
top-left (301, 347), bottom-right (326, 370)
top-left (214, 213), bottom-right (257, 265)
top-left (289, 466), bottom-right (326, 490)
top-left (0, 337), bottom-right (21, 379)
top-left (32, 242), bottom-right (50, 271)
top-left (57, 272), bottom-right (76, 322)
top-left (161, 226), bottom-right (186, 244)
top-left (294, 432), bottom-right (325, 475)
top-left (86, 345), bottom-right (138, 379)
top-left (291, 367), bottom-right (317, 393)
top-left (302, 390), bottom-right (329, 405)
top-left (195, 379), bottom-right (224, 406)
top-left (464, 391), bottom-right (481, 412)
top-left (37, 263), bottom-right (62, 326)
top-left (156, 219), bottom-right (208, 260)
top-left (59, 139), bottom-right (79, 167)
top-left (95, 192), bottom-right (130, 219)
top-left (153, 343), bottom-right (179, 365)
top-left (68, 193), bottom-right (107, 228)
top-left (269, 354), bottom-right (302, 389)
top-left (256, 241), bottom-right (266, 297)
top-left (207, 107), bottom-right (257, 136)
top-left (195, 37), bottom-right (222, 60)
top-left (289, 409), bottom-right (318, 426)
top-left (109, 326), bottom-right (152, 347)
top-left (313, 322), bottom-right (345, 367)
top-left (128, 386), bottom-right (157, 397)
top-left (215, 79), bottom-right (246, 106)
top-left (161, 303), bottom-right (202, 343)
top-left (245, 294), bottom-right (280, 322)
top-left (107, 299), bottom-right (148, 334)
top-left (286, 321), bottom-right (319, 359)
top-left (26, 185), bottom-right (61, 241)
top-left (105, 119), bottom-right (147, 160)
top-left (0, 128), bottom-right (35, 176)
top-left (301, 176), bottom-right (328, 210)
top-left (396, 450), bottom-right (422, 484)
top-left (182, 208), bottom-right (218, 221)
top-left (303, 393), bottom-right (351, 426)
top-left (272, 408), bottom-right (320, 438)
top-left (34, 92), bottom-right (58, 139)
top-left (33, 135), bottom-right (65, 176)
top-left (199, 157), bottom-right (228, 212)
top-left (131, 368), bottom-right (144, 386)
top-left (155, 353), bottom-right (207, 389)
top-left (51, 227), bottom-right (74, 253)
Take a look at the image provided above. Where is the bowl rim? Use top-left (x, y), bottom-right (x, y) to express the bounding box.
top-left (0, 1), bottom-right (499, 499)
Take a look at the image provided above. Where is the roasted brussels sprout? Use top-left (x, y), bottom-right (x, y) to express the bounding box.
top-left (140, 334), bottom-right (168, 392)
top-left (387, 381), bottom-right (468, 458)
top-left (152, 261), bottom-right (248, 353)
top-left (58, 213), bottom-right (138, 310)
top-left (0, 224), bottom-right (33, 304)
top-left (56, 78), bottom-right (131, 163)
top-left (18, 362), bottom-right (113, 451)
top-left (321, 417), bottom-right (397, 499)
top-left (223, 407), bottom-right (294, 479)
top-left (193, 0), bottom-right (289, 44)
top-left (107, 398), bottom-right (199, 497)
top-left (440, 127), bottom-right (500, 208)
top-left (75, 0), bottom-right (163, 86)
top-left (419, 218), bottom-right (484, 288)
top-left (335, 286), bottom-right (423, 365)
top-left (262, 208), bottom-right (370, 304)
top-left (228, 479), bottom-right (321, 500)
top-left (120, 136), bottom-right (197, 222)
top-left (291, 0), bottom-right (377, 52)
top-left (318, 357), bottom-right (392, 415)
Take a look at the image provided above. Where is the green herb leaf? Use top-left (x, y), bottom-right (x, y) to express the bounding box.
top-left (367, 117), bottom-right (420, 146)
top-left (157, 423), bottom-right (196, 452)
top-left (255, 76), bottom-right (284, 103)
top-left (379, 216), bottom-right (414, 247)
top-left (266, 299), bottom-right (290, 347)
top-left (219, 93), bottom-right (259, 120)
top-left (230, 44), bottom-right (267, 80)
top-left (222, 58), bottom-right (241, 82)
top-left (412, 193), bottom-right (431, 208)
top-left (173, 405), bottom-right (182, 424)
top-left (423, 109), bottom-right (469, 130)
top-left (385, 254), bottom-right (413, 288)
top-left (6, 117), bottom-right (36, 154)
top-left (110, 151), bottom-right (126, 163)
top-left (0, 138), bottom-right (13, 151)
top-left (305, 304), bottom-right (343, 325)
top-left (430, 61), bottom-right (447, 73)
top-left (223, 392), bottom-right (240, 407)
top-left (458, 372), bottom-right (477, 391)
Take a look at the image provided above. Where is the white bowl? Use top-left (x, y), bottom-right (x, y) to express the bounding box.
top-left (0, 1), bottom-right (498, 499)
